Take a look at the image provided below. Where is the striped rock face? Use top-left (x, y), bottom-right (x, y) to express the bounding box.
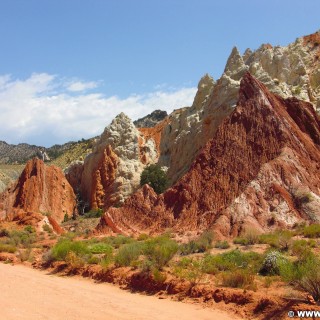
top-left (0, 158), bottom-right (77, 225)
top-left (159, 31), bottom-right (320, 186)
top-left (97, 73), bottom-right (320, 237)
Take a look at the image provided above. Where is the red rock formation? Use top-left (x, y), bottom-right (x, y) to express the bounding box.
top-left (0, 158), bottom-right (77, 224)
top-left (90, 145), bottom-right (118, 209)
top-left (138, 117), bottom-right (169, 162)
top-left (97, 73), bottom-right (320, 236)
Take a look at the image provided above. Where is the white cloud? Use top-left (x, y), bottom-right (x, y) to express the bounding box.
top-left (0, 73), bottom-right (196, 147)
top-left (66, 80), bottom-right (98, 92)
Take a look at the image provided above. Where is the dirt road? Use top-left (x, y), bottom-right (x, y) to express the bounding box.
top-left (0, 263), bottom-right (238, 320)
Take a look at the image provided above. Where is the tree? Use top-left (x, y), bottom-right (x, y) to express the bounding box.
top-left (140, 164), bottom-right (168, 194)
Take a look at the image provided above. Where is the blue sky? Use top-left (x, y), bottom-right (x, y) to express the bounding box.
top-left (0, 0), bottom-right (319, 146)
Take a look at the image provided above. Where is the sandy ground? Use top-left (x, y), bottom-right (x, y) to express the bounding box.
top-left (0, 263), bottom-right (238, 320)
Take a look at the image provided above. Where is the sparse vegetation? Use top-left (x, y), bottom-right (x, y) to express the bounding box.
top-left (114, 242), bottom-right (143, 267)
top-left (202, 250), bottom-right (263, 274)
top-left (303, 224), bottom-right (320, 238)
top-left (280, 254), bottom-right (320, 302)
top-left (142, 235), bottom-right (179, 270)
top-left (140, 164), bottom-right (168, 194)
top-left (83, 208), bottom-right (104, 219)
top-left (180, 231), bottom-right (213, 255)
top-left (214, 240), bottom-right (230, 249)
top-left (220, 269), bottom-right (255, 289)
top-left (50, 239), bottom-right (90, 261)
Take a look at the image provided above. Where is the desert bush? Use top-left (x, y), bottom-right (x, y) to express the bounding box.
top-left (18, 248), bottom-right (33, 262)
top-left (259, 251), bottom-right (285, 276)
top-left (100, 251), bottom-right (114, 269)
top-left (180, 231), bottom-right (213, 255)
top-left (0, 243), bottom-right (17, 253)
top-left (50, 239), bottom-right (89, 261)
top-left (258, 230), bottom-right (293, 251)
top-left (303, 224), bottom-right (320, 238)
top-left (83, 208), bottom-right (104, 219)
top-left (66, 251), bottom-right (86, 269)
top-left (233, 229), bottom-right (259, 246)
top-left (214, 240), bottom-right (230, 249)
top-left (43, 224), bottom-right (53, 234)
top-left (220, 269), bottom-right (255, 289)
top-left (279, 254), bottom-right (320, 301)
top-left (87, 256), bottom-right (100, 265)
top-left (102, 234), bottom-right (134, 248)
top-left (143, 236), bottom-right (179, 270)
top-left (173, 257), bottom-right (204, 285)
top-left (140, 164), bottom-right (168, 194)
top-left (24, 225), bottom-right (36, 233)
top-left (114, 242), bottom-right (143, 267)
top-left (88, 243), bottom-right (113, 254)
top-left (290, 239), bottom-right (314, 260)
top-left (8, 230), bottom-right (37, 247)
top-left (137, 233), bottom-right (149, 241)
top-left (202, 250), bottom-right (263, 274)
top-left (152, 269), bottom-right (167, 283)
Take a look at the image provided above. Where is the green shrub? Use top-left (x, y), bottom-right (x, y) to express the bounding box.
top-left (303, 224), bottom-right (320, 238)
top-left (279, 254), bottom-right (320, 301)
top-left (66, 251), bottom-right (86, 269)
top-left (83, 208), bottom-right (104, 219)
top-left (258, 230), bottom-right (293, 251)
top-left (152, 268), bottom-right (167, 283)
top-left (143, 236), bottom-right (179, 270)
top-left (214, 240), bottom-right (230, 249)
top-left (100, 251), bottom-right (114, 269)
top-left (233, 237), bottom-right (249, 246)
top-left (173, 257), bottom-right (204, 285)
top-left (43, 224), bottom-right (53, 234)
top-left (103, 235), bottom-right (134, 248)
top-left (50, 239), bottom-right (89, 261)
top-left (140, 164), bottom-right (168, 194)
top-left (24, 225), bottom-right (36, 234)
top-left (137, 233), bottom-right (149, 241)
top-left (114, 242), bottom-right (143, 267)
top-left (88, 243), bottom-right (113, 254)
top-left (290, 239), bottom-right (314, 260)
top-left (220, 269), bottom-right (255, 289)
top-left (0, 243), bottom-right (17, 253)
top-left (87, 256), bottom-right (100, 265)
top-left (180, 231), bottom-right (213, 255)
top-left (8, 230), bottom-right (37, 247)
top-left (63, 213), bottom-right (69, 223)
top-left (233, 230), bottom-right (259, 246)
top-left (202, 250), bottom-right (263, 274)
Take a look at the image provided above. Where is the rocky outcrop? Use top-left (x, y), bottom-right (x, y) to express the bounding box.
top-left (134, 110), bottom-right (168, 128)
top-left (159, 31), bottom-right (320, 185)
top-left (97, 73), bottom-right (320, 237)
top-left (80, 113), bottom-right (160, 209)
top-left (0, 158), bottom-right (77, 224)
top-left (64, 160), bottom-right (84, 194)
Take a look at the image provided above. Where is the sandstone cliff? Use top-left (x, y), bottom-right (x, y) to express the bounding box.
top-left (0, 158), bottom-right (77, 224)
top-left (97, 73), bottom-right (320, 237)
top-left (159, 31), bottom-right (320, 185)
top-left (78, 113), bottom-right (162, 209)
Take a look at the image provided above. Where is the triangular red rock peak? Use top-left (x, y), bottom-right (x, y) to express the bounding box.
top-left (0, 158), bottom-right (77, 225)
top-left (98, 72), bottom-right (319, 236)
